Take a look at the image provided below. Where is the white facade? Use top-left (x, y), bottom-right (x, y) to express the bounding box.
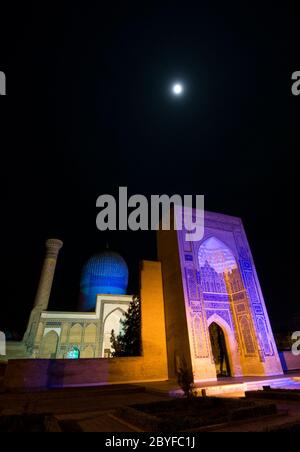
top-left (29, 294), bottom-right (132, 359)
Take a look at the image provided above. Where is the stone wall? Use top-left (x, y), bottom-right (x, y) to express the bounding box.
top-left (4, 356), bottom-right (165, 390)
top-left (157, 226), bottom-right (192, 380)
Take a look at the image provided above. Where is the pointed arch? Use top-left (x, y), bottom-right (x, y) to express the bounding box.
top-left (102, 308), bottom-right (126, 357)
top-left (207, 313), bottom-right (232, 338)
top-left (103, 307), bottom-right (126, 324)
top-left (206, 313), bottom-right (241, 377)
top-left (192, 314), bottom-right (205, 358)
top-left (81, 345), bottom-right (94, 358)
top-left (84, 323), bottom-right (97, 343)
top-left (40, 330), bottom-right (59, 358)
top-left (198, 236), bottom-right (238, 274)
top-left (208, 321), bottom-right (231, 376)
top-left (69, 323), bottom-right (83, 344)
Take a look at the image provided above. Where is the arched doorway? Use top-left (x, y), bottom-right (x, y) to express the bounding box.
top-left (102, 308), bottom-right (125, 357)
top-left (67, 346), bottom-right (80, 359)
top-left (209, 322), bottom-right (231, 377)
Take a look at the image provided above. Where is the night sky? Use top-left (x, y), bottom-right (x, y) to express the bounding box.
top-left (1, 2), bottom-right (299, 335)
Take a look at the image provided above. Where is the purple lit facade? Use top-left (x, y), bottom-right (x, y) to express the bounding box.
top-left (174, 209), bottom-right (283, 381)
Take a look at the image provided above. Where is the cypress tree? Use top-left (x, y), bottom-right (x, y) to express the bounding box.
top-left (110, 296), bottom-right (141, 357)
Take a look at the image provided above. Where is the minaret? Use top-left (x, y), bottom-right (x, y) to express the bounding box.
top-left (33, 239), bottom-right (63, 311)
top-left (24, 238), bottom-right (63, 353)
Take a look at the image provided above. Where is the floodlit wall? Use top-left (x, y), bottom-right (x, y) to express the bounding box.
top-left (4, 261), bottom-right (168, 390)
top-left (158, 209), bottom-right (283, 382)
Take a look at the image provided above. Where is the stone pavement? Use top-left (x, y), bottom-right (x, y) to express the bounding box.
top-left (56, 411), bottom-right (142, 432)
top-left (55, 398), bottom-right (300, 432)
top-left (0, 384), bottom-right (168, 431)
top-left (208, 401), bottom-right (300, 432)
top-left (141, 373), bottom-right (300, 398)
top-left (1, 379), bottom-right (300, 432)
top-left (0, 384), bottom-right (169, 415)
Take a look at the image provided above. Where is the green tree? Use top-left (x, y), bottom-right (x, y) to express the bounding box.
top-left (110, 296), bottom-right (141, 357)
top-left (177, 357), bottom-right (197, 398)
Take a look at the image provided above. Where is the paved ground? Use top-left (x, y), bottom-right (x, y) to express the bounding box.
top-left (53, 397), bottom-right (300, 432)
top-left (56, 411), bottom-right (142, 432)
top-left (0, 385), bottom-right (168, 415)
top-left (0, 385), bottom-right (169, 432)
top-left (141, 373), bottom-right (300, 394)
top-left (210, 401), bottom-right (300, 432)
top-left (1, 378), bottom-right (300, 431)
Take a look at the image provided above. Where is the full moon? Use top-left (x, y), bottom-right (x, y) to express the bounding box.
top-left (172, 83), bottom-right (183, 95)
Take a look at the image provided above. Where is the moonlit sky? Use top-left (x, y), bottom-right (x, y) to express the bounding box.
top-left (172, 83), bottom-right (183, 95)
top-left (0, 2), bottom-right (299, 334)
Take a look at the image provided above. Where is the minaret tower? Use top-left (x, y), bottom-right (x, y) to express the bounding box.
top-left (24, 239), bottom-right (63, 353)
top-left (33, 239), bottom-right (63, 311)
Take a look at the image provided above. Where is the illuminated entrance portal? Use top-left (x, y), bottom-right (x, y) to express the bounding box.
top-left (158, 209), bottom-right (283, 383)
top-left (209, 322), bottom-right (231, 377)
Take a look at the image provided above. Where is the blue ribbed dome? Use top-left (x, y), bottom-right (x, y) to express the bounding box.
top-left (79, 251), bottom-right (129, 311)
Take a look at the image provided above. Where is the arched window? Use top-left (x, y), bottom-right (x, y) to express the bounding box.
top-left (102, 308), bottom-right (125, 357)
top-left (67, 346), bottom-right (80, 359)
top-left (84, 324), bottom-right (97, 343)
top-left (40, 331), bottom-right (59, 358)
top-left (199, 237), bottom-right (237, 274)
top-left (199, 237), bottom-right (238, 295)
top-left (69, 324), bottom-right (83, 343)
top-left (81, 345), bottom-right (94, 358)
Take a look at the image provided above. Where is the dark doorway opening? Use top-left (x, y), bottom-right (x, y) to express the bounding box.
top-left (209, 322), bottom-right (231, 377)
